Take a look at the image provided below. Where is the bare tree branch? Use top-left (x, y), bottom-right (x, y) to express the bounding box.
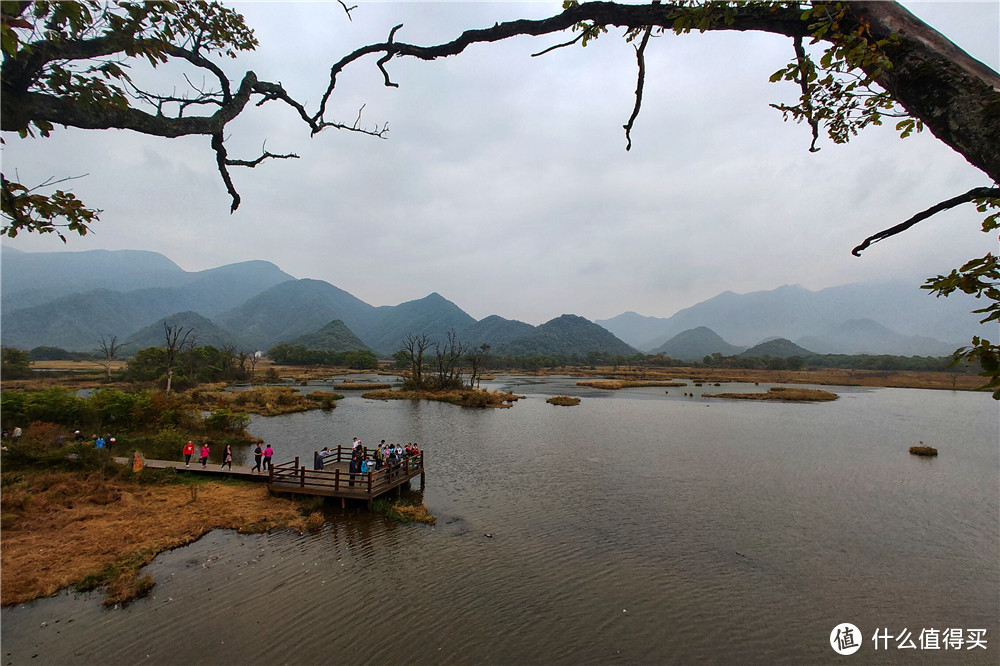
top-left (312, 1), bottom-right (999, 183)
top-left (852, 187), bottom-right (1000, 256)
top-left (623, 23), bottom-right (653, 152)
top-left (211, 132), bottom-right (241, 213)
top-left (225, 143), bottom-right (299, 168)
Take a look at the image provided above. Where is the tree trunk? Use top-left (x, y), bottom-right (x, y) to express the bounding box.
top-left (848, 2), bottom-right (1000, 183)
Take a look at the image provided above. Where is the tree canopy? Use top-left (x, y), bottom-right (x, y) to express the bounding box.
top-left (1, 0), bottom-right (381, 238)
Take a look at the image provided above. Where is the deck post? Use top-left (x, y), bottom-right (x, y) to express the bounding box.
top-left (300, 465), bottom-right (305, 487)
top-left (367, 469), bottom-right (373, 495)
top-left (334, 468), bottom-right (340, 491)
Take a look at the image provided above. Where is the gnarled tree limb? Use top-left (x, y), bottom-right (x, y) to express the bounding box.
top-left (853, 187), bottom-right (1000, 256)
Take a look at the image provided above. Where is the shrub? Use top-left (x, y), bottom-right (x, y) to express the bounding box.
top-left (205, 408), bottom-right (250, 432)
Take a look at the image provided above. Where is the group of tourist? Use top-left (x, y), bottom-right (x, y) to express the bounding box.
top-left (69, 430), bottom-right (117, 451)
top-left (313, 437), bottom-right (422, 475)
top-left (179, 440), bottom-right (273, 472)
top-left (172, 435), bottom-right (422, 475)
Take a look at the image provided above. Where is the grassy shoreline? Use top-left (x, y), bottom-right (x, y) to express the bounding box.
top-left (0, 467), bottom-right (309, 607)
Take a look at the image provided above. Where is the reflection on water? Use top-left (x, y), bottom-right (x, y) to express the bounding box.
top-left (3, 379), bottom-right (997, 664)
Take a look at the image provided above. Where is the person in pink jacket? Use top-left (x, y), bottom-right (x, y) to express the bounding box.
top-left (200, 443), bottom-right (211, 468)
top-left (263, 444), bottom-right (274, 471)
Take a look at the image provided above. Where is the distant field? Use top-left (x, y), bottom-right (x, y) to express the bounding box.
top-left (30, 360), bottom-right (127, 371)
top-left (3, 361), bottom-right (985, 394)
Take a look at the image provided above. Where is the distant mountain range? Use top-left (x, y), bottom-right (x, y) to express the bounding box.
top-left (598, 282), bottom-right (986, 357)
top-left (2, 246), bottom-right (988, 359)
top-left (0, 248), bottom-right (638, 358)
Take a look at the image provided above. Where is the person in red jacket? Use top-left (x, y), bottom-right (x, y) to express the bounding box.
top-left (200, 442), bottom-right (211, 468)
top-left (183, 440), bottom-right (195, 467)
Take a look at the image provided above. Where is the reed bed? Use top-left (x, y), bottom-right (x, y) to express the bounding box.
top-left (576, 380), bottom-right (688, 389)
top-left (703, 386), bottom-right (838, 401)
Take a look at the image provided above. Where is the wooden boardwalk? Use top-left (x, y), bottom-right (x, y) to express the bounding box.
top-left (116, 446), bottom-right (425, 507)
top-left (267, 446), bottom-right (425, 508)
top-left (113, 456), bottom-right (268, 481)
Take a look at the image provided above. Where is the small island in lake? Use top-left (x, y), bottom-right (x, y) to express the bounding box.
top-left (361, 387), bottom-right (520, 408)
top-left (547, 396), bottom-right (581, 406)
top-left (703, 386), bottom-right (838, 401)
top-left (577, 380), bottom-right (687, 389)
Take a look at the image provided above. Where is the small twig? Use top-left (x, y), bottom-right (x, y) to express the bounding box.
top-left (852, 186), bottom-right (1000, 256)
top-left (337, 0), bottom-right (357, 21)
top-left (225, 144), bottom-right (300, 168)
top-left (532, 33), bottom-right (584, 57)
top-left (26, 173), bottom-right (91, 193)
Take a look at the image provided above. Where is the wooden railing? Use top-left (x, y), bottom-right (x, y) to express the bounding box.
top-left (268, 450), bottom-right (424, 497)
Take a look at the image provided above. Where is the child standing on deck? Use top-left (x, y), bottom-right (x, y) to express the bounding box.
top-left (200, 442), bottom-right (211, 468)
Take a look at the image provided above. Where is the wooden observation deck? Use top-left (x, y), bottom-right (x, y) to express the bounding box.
top-left (267, 446), bottom-right (425, 508)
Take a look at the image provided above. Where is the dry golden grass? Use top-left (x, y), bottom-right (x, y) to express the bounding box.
top-left (335, 382), bottom-right (392, 390)
top-left (703, 386), bottom-right (839, 401)
top-left (576, 379), bottom-right (688, 389)
top-left (1, 471), bottom-right (306, 607)
top-left (391, 504), bottom-right (436, 524)
top-left (570, 366), bottom-right (983, 392)
top-left (909, 445), bottom-right (939, 457)
top-left (546, 396), bottom-right (581, 406)
top-left (30, 360), bottom-right (128, 371)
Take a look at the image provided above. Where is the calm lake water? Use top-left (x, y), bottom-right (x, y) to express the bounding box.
top-left (3, 376), bottom-right (998, 664)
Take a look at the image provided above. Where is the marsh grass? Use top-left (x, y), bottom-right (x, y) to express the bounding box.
top-left (576, 380), bottom-right (687, 389)
top-left (337, 382), bottom-right (392, 391)
top-left (909, 445), bottom-right (939, 457)
top-left (703, 387), bottom-right (838, 401)
top-left (547, 396), bottom-right (581, 406)
top-left (373, 498), bottom-right (436, 524)
top-left (0, 468), bottom-right (307, 607)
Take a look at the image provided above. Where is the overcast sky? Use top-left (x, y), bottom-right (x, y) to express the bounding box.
top-left (3, 1), bottom-right (998, 325)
